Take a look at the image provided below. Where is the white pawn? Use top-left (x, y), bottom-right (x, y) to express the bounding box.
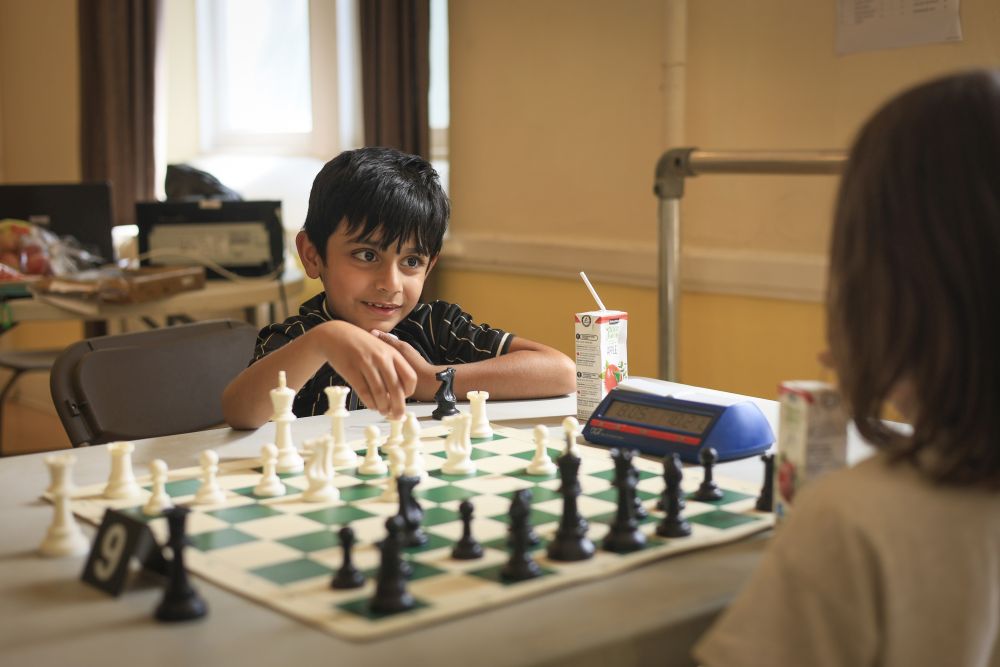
top-left (467, 390), bottom-right (493, 439)
top-left (358, 424), bottom-right (388, 475)
top-left (254, 443), bottom-right (285, 497)
top-left (302, 437), bottom-right (339, 503)
top-left (402, 413), bottom-right (427, 478)
top-left (378, 447), bottom-right (406, 503)
top-left (194, 450), bottom-right (226, 505)
top-left (39, 489), bottom-right (88, 558)
top-left (45, 452), bottom-right (76, 497)
top-left (384, 414), bottom-right (405, 455)
top-left (272, 371), bottom-right (304, 473)
top-left (442, 414), bottom-right (476, 475)
top-left (142, 459), bottom-right (173, 516)
top-left (325, 386), bottom-right (358, 467)
top-left (526, 424), bottom-right (558, 476)
top-left (562, 416), bottom-right (581, 456)
top-left (103, 441), bottom-right (142, 500)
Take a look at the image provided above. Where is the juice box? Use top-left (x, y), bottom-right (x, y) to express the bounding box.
top-left (774, 380), bottom-right (848, 521)
top-left (575, 309), bottom-right (628, 421)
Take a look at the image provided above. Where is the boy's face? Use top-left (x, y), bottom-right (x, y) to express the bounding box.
top-left (296, 225), bottom-right (437, 332)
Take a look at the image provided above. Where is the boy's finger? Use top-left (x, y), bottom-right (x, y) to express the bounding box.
top-left (361, 366), bottom-right (392, 415)
top-left (394, 356), bottom-right (418, 396)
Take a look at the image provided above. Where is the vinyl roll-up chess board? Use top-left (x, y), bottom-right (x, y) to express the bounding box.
top-left (66, 423), bottom-right (773, 641)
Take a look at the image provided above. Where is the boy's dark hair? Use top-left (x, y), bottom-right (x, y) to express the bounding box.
top-left (828, 70), bottom-right (1000, 487)
top-left (303, 147), bottom-right (449, 260)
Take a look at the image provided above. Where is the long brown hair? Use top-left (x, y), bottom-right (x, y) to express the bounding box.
top-left (829, 70), bottom-right (1000, 486)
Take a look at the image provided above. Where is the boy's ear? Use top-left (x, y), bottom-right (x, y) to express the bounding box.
top-left (425, 255), bottom-right (439, 275)
top-left (296, 231), bottom-right (323, 279)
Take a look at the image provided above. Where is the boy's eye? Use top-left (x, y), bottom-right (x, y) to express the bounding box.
top-left (353, 249), bottom-right (378, 262)
top-left (402, 256), bottom-right (426, 269)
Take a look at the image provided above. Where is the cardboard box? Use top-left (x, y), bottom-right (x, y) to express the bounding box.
top-left (774, 380), bottom-right (848, 521)
top-left (575, 309), bottom-right (628, 421)
top-left (35, 266), bottom-right (206, 304)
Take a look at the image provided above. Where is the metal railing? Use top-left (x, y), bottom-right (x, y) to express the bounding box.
top-left (653, 148), bottom-right (848, 381)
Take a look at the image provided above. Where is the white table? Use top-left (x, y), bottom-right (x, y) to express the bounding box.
top-left (5, 268), bottom-right (305, 330)
top-left (0, 389), bottom-right (870, 667)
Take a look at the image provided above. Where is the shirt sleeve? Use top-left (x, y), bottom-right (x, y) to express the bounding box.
top-left (692, 483), bottom-right (881, 667)
top-left (396, 301), bottom-right (513, 365)
top-left (250, 319), bottom-right (310, 364)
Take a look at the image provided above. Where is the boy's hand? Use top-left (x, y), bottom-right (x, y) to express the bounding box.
top-left (370, 330), bottom-right (442, 401)
top-left (316, 321), bottom-right (418, 418)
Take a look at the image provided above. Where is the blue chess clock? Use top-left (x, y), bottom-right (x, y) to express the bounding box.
top-left (582, 378), bottom-right (775, 463)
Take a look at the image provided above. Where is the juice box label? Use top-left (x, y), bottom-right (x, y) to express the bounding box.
top-left (774, 380), bottom-right (847, 522)
top-left (575, 310), bottom-right (628, 421)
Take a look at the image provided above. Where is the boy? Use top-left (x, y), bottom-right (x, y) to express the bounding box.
top-left (223, 147), bottom-right (575, 429)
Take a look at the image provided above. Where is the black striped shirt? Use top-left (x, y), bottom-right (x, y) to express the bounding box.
top-left (252, 292), bottom-right (514, 417)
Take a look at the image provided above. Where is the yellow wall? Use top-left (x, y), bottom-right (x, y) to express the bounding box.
top-left (443, 0), bottom-right (1000, 400)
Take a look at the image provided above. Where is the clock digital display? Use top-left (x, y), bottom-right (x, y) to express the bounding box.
top-left (604, 400), bottom-right (714, 435)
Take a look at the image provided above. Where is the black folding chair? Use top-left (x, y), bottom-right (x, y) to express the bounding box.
top-left (50, 319), bottom-right (257, 447)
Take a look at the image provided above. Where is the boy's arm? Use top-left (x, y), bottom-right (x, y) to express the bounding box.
top-left (373, 332), bottom-right (575, 401)
top-left (222, 320), bottom-right (418, 429)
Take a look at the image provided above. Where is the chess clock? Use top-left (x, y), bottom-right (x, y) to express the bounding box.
top-left (582, 378), bottom-right (775, 463)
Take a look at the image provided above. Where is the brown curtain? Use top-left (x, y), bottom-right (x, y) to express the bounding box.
top-left (360, 0), bottom-right (431, 159)
top-left (78, 0), bottom-right (160, 231)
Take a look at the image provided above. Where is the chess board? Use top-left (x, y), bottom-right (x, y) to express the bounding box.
top-left (67, 423), bottom-right (773, 641)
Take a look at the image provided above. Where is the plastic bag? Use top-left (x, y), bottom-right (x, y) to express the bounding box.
top-left (0, 218), bottom-right (105, 280)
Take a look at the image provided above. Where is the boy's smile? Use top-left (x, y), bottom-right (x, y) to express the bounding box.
top-left (297, 225), bottom-right (436, 332)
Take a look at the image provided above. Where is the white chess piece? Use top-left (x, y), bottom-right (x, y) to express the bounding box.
top-left (467, 390), bottom-right (493, 439)
top-left (254, 443), bottom-right (285, 497)
top-left (402, 413), bottom-right (427, 478)
top-left (325, 386), bottom-right (358, 467)
top-left (38, 488), bottom-right (88, 558)
top-left (378, 447), bottom-right (406, 502)
top-left (302, 437), bottom-right (339, 502)
top-left (562, 416), bottom-right (581, 456)
top-left (384, 414), bottom-right (405, 456)
top-left (526, 424), bottom-right (558, 476)
top-left (142, 459), bottom-right (173, 516)
top-left (45, 452), bottom-right (76, 497)
top-left (194, 450), bottom-right (226, 505)
top-left (103, 441), bottom-right (142, 500)
top-left (358, 424), bottom-right (388, 475)
top-left (272, 371), bottom-right (304, 473)
top-left (441, 413), bottom-right (476, 475)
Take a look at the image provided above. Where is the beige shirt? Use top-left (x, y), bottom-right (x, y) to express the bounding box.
top-left (694, 452), bottom-right (1000, 667)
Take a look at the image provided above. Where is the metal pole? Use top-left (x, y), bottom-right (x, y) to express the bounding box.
top-left (653, 148), bottom-right (847, 382)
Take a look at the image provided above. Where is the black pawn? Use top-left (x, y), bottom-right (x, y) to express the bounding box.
top-left (755, 453), bottom-right (775, 512)
top-left (501, 489), bottom-right (543, 581)
top-left (155, 506), bottom-right (208, 622)
top-left (546, 451), bottom-right (595, 562)
top-left (603, 449), bottom-right (646, 553)
top-left (396, 475), bottom-right (428, 547)
top-left (370, 516), bottom-right (415, 614)
top-left (451, 499), bottom-right (484, 560)
top-left (431, 367), bottom-right (460, 420)
top-left (331, 525), bottom-right (365, 589)
top-left (693, 447), bottom-right (724, 501)
top-left (657, 453), bottom-right (692, 538)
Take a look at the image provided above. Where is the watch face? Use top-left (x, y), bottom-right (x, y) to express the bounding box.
top-left (604, 400), bottom-right (713, 435)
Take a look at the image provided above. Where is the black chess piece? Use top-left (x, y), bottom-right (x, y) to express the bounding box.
top-left (627, 451), bottom-right (649, 520)
top-left (396, 475), bottom-right (428, 547)
top-left (546, 451), bottom-right (595, 562)
top-left (501, 489), bottom-right (543, 581)
top-left (603, 449), bottom-right (647, 553)
top-left (331, 525), bottom-right (365, 589)
top-left (656, 453), bottom-right (692, 538)
top-left (154, 506), bottom-right (208, 622)
top-left (451, 499), bottom-right (484, 560)
top-left (657, 452), bottom-right (687, 512)
top-left (693, 447), bottom-right (724, 501)
top-left (431, 367), bottom-right (460, 420)
top-left (755, 452), bottom-right (775, 512)
top-left (370, 516), bottom-right (415, 614)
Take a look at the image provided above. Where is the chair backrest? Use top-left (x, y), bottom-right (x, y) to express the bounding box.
top-left (50, 319), bottom-right (257, 446)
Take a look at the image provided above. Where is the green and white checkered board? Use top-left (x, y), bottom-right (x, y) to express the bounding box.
top-left (66, 423), bottom-right (773, 640)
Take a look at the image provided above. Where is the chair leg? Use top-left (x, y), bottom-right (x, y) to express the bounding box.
top-left (0, 369), bottom-right (24, 457)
